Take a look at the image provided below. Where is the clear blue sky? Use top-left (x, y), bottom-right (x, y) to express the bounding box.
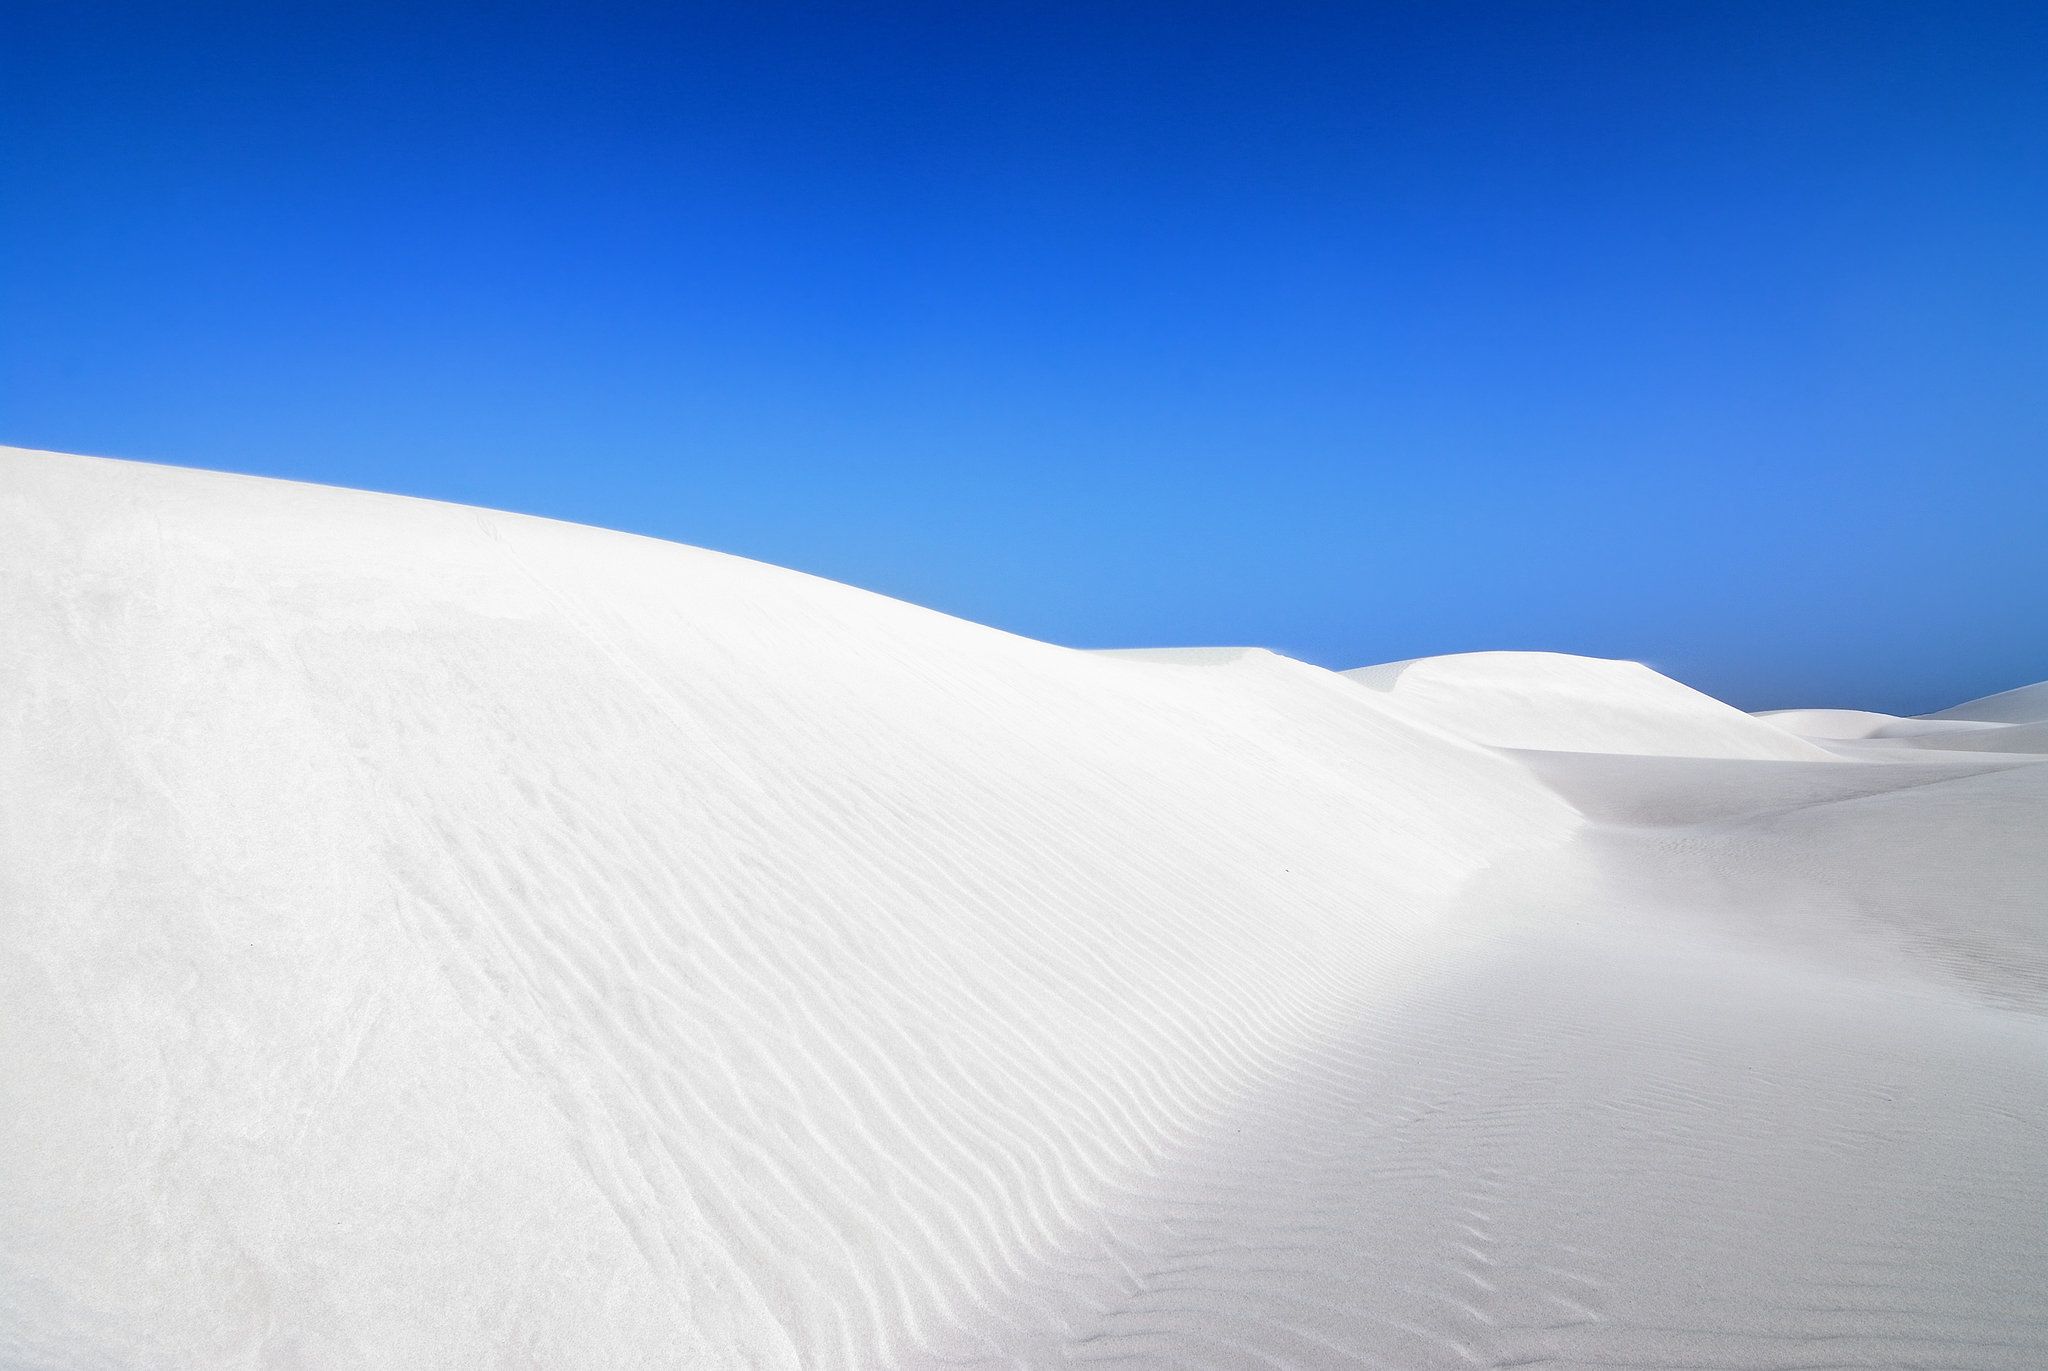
top-left (5, 3), bottom-right (2044, 713)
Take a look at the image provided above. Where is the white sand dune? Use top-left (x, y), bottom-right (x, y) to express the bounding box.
top-left (1754, 706), bottom-right (1998, 742)
top-left (1762, 698), bottom-right (2048, 756)
top-left (1926, 680), bottom-right (2048, 725)
top-left (1347, 650), bottom-right (1830, 760)
top-left (4, 445), bottom-right (2045, 1371)
top-left (1880, 720), bottom-right (2048, 756)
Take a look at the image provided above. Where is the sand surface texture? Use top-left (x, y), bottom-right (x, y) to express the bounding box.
top-left (5, 447), bottom-right (2044, 1369)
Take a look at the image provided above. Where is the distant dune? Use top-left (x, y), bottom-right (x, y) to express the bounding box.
top-left (1762, 698), bottom-right (2048, 755)
top-left (1347, 649), bottom-right (1830, 759)
top-left (4, 446), bottom-right (2045, 1370)
top-left (1925, 680), bottom-right (2048, 725)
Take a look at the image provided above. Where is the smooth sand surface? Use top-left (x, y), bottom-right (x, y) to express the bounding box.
top-left (1348, 651), bottom-right (1831, 760)
top-left (1762, 701), bottom-right (2048, 756)
top-left (5, 446), bottom-right (2045, 1370)
top-left (1754, 707), bottom-right (1999, 742)
top-left (1925, 681), bottom-right (2048, 726)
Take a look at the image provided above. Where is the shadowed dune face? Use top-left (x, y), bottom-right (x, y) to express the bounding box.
top-left (4, 445), bottom-right (2046, 1371)
top-left (2, 448), bottom-right (1576, 1369)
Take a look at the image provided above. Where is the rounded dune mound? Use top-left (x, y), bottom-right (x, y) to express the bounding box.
top-left (1, 446), bottom-right (1577, 1370)
top-left (1923, 679), bottom-right (2048, 725)
top-left (1346, 650), bottom-right (1831, 760)
top-left (1758, 683), bottom-right (2048, 757)
top-left (1754, 706), bottom-right (1900, 740)
top-left (1903, 681), bottom-right (2048, 754)
top-left (1757, 706), bottom-right (1967, 740)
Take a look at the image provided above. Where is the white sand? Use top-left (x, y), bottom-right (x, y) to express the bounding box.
top-left (4, 445), bottom-right (2044, 1370)
top-left (1754, 706), bottom-right (1997, 741)
top-left (1761, 700), bottom-right (2048, 756)
top-left (1349, 650), bottom-right (1830, 760)
top-left (1926, 681), bottom-right (2048, 726)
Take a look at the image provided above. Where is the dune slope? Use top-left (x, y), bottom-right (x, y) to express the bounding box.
top-left (1347, 650), bottom-right (1829, 760)
top-left (3, 446), bottom-right (2045, 1371)
top-left (1926, 680), bottom-right (2048, 725)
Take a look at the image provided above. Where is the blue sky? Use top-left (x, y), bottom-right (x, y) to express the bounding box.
top-left (5, 2), bottom-right (2044, 713)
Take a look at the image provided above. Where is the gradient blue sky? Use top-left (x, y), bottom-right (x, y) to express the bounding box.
top-left (6, 3), bottom-right (2045, 712)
